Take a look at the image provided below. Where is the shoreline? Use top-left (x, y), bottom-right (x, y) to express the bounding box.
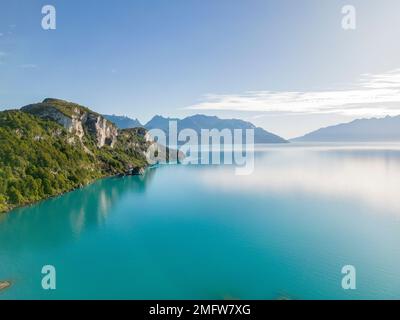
top-left (0, 166), bottom-right (149, 216)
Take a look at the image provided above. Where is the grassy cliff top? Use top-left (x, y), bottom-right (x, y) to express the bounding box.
top-left (22, 98), bottom-right (106, 119)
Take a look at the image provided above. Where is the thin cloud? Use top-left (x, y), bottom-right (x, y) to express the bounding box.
top-left (186, 69), bottom-right (400, 117)
top-left (19, 64), bottom-right (39, 69)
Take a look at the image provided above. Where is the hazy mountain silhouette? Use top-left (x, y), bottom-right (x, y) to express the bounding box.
top-left (145, 114), bottom-right (288, 144)
top-left (292, 115), bottom-right (400, 142)
top-left (104, 114), bottom-right (143, 129)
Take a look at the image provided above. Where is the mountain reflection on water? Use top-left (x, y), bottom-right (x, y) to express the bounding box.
top-left (0, 169), bottom-right (156, 250)
top-left (1, 144), bottom-right (400, 300)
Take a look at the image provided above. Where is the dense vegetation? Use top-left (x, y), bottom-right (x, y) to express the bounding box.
top-left (0, 109), bottom-right (148, 213)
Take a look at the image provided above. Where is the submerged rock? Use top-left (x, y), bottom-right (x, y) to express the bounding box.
top-left (0, 281), bottom-right (11, 292)
top-left (276, 293), bottom-right (294, 300)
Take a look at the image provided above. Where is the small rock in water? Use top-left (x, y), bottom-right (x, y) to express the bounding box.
top-left (127, 166), bottom-right (145, 175)
top-left (0, 281), bottom-right (11, 291)
top-left (276, 294), bottom-right (294, 300)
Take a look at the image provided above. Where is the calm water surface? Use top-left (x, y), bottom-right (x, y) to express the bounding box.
top-left (1, 143), bottom-right (400, 299)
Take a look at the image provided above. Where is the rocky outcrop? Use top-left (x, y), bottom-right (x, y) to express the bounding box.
top-left (21, 98), bottom-right (184, 165)
top-left (85, 112), bottom-right (118, 148)
top-left (145, 142), bottom-right (185, 165)
top-left (126, 166), bottom-right (146, 176)
top-left (0, 99), bottom-right (187, 213)
top-left (0, 281), bottom-right (11, 291)
top-left (22, 103), bottom-right (84, 138)
top-left (22, 98), bottom-right (118, 148)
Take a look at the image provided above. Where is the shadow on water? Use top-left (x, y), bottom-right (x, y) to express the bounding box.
top-left (0, 168), bottom-right (157, 251)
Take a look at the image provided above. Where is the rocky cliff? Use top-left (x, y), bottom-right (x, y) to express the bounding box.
top-left (21, 98), bottom-right (183, 165)
top-left (0, 98), bottom-right (184, 213)
top-left (22, 98), bottom-right (118, 148)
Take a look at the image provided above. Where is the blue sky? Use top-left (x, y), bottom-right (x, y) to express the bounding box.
top-left (1, 0), bottom-right (400, 138)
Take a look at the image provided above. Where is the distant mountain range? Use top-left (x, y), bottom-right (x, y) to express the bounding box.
top-left (103, 114), bottom-right (142, 129)
top-left (292, 115), bottom-right (400, 142)
top-left (105, 113), bottom-right (400, 143)
top-left (105, 114), bottom-right (288, 144)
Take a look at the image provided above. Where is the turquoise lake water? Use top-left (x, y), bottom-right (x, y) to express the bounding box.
top-left (1, 143), bottom-right (400, 300)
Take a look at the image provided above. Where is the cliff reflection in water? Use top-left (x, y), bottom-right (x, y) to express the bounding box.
top-left (2, 145), bottom-right (400, 299)
top-left (0, 168), bottom-right (156, 250)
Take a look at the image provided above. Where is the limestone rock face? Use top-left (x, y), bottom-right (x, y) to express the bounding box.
top-left (22, 98), bottom-right (118, 148)
top-left (85, 113), bottom-right (118, 148)
top-left (118, 127), bottom-right (185, 165)
top-left (20, 98), bottom-right (185, 165)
